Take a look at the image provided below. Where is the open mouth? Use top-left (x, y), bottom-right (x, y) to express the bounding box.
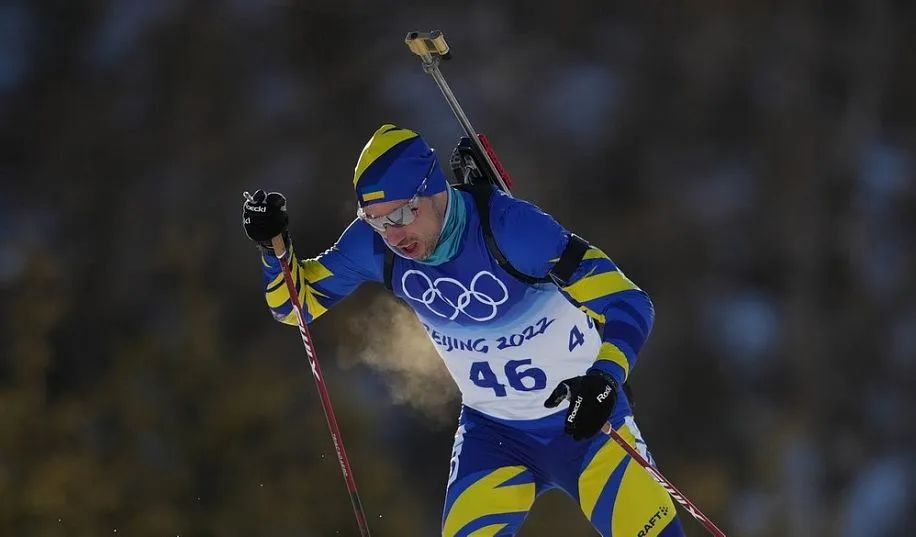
top-left (399, 241), bottom-right (420, 257)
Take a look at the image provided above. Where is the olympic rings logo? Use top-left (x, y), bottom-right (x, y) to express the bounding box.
top-left (401, 270), bottom-right (509, 322)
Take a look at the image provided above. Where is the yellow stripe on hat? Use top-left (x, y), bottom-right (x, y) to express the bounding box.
top-left (353, 124), bottom-right (418, 187)
top-left (362, 190), bottom-right (385, 202)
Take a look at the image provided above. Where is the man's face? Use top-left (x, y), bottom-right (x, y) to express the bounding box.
top-left (362, 191), bottom-right (447, 260)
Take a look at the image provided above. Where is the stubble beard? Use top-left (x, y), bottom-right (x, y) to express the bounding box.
top-left (409, 193), bottom-right (448, 261)
top-left (420, 196), bottom-right (448, 260)
top-left (422, 233), bottom-right (441, 260)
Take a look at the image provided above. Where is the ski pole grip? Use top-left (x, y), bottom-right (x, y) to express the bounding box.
top-left (405, 30), bottom-right (451, 60)
top-left (271, 235), bottom-right (287, 257)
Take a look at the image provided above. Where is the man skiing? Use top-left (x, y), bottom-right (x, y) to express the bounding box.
top-left (242, 124), bottom-right (685, 536)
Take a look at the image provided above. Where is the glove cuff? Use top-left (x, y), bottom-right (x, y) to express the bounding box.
top-left (256, 231), bottom-right (291, 256)
top-left (585, 367), bottom-right (618, 390)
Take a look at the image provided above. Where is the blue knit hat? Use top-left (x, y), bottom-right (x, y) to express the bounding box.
top-left (353, 124), bottom-right (448, 207)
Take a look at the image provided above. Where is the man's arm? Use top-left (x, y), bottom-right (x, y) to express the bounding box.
top-left (553, 247), bottom-right (653, 385)
top-left (260, 218), bottom-right (385, 325)
top-left (490, 191), bottom-right (654, 387)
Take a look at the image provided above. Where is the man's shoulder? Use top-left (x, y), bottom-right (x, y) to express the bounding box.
top-left (488, 189), bottom-right (556, 225)
top-left (324, 218), bottom-right (387, 281)
top-left (484, 189), bottom-right (569, 278)
top-left (336, 217), bottom-right (384, 251)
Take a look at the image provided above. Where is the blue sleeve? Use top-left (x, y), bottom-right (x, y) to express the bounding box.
top-left (261, 218), bottom-right (385, 325)
top-left (490, 191), bottom-right (654, 385)
top-left (488, 190), bottom-right (566, 277)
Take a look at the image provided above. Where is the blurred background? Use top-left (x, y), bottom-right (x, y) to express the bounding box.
top-left (1, 1), bottom-right (914, 535)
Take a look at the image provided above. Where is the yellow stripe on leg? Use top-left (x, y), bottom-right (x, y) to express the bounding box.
top-left (578, 426), bottom-right (634, 520)
top-left (442, 466), bottom-right (534, 537)
top-left (466, 523), bottom-right (509, 536)
top-left (611, 457), bottom-right (677, 536)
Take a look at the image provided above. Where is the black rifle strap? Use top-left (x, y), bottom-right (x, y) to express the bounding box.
top-left (549, 233), bottom-right (590, 286)
top-left (383, 182), bottom-right (590, 290)
top-left (458, 182), bottom-right (551, 285)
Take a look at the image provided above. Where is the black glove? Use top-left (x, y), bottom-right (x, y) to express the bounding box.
top-left (242, 189), bottom-right (288, 251)
top-left (544, 369), bottom-right (618, 441)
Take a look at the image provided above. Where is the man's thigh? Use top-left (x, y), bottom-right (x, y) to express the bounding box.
top-left (441, 417), bottom-right (540, 537)
top-left (576, 417), bottom-right (685, 537)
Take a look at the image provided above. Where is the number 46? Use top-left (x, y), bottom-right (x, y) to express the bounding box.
top-left (469, 359), bottom-right (547, 397)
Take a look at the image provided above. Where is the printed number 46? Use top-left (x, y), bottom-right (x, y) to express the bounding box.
top-left (470, 359), bottom-right (547, 397)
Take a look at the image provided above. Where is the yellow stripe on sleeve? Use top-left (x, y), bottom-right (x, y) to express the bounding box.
top-left (582, 247), bottom-right (611, 261)
top-left (563, 269), bottom-right (638, 304)
top-left (299, 259), bottom-right (332, 320)
top-left (266, 284), bottom-right (292, 308)
top-left (596, 342), bottom-right (630, 382)
top-left (303, 285), bottom-right (329, 320)
top-left (265, 256), bottom-right (334, 320)
top-left (549, 245), bottom-right (610, 264)
top-left (266, 260), bottom-right (300, 309)
top-left (266, 271), bottom-right (284, 292)
top-left (580, 306), bottom-right (607, 324)
top-left (279, 310), bottom-right (297, 326)
top-left (267, 282), bottom-right (328, 321)
top-left (300, 259), bottom-right (333, 284)
top-left (290, 254), bottom-right (300, 284)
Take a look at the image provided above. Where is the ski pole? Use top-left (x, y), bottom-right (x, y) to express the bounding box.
top-left (409, 28), bottom-right (725, 536)
top-left (270, 235), bottom-right (371, 537)
top-left (405, 30), bottom-right (514, 194)
top-left (602, 423), bottom-right (727, 536)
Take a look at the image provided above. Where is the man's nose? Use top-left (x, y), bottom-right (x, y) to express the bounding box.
top-left (384, 225), bottom-right (406, 245)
